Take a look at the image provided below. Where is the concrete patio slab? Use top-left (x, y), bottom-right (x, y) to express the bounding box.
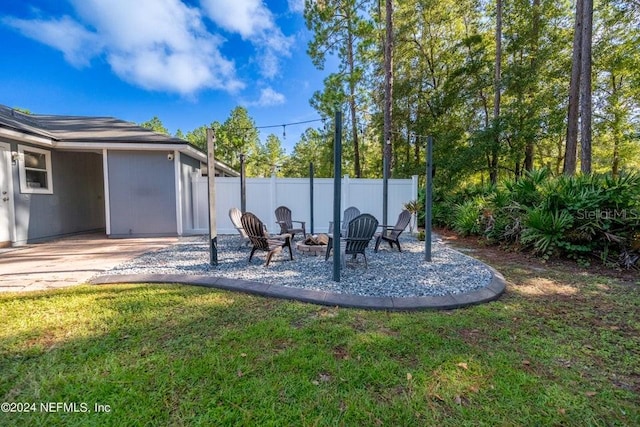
top-left (0, 233), bottom-right (177, 293)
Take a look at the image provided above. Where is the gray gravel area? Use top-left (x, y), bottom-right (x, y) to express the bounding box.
top-left (94, 234), bottom-right (492, 297)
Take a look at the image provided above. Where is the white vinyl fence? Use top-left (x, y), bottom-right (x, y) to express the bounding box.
top-left (188, 175), bottom-right (419, 235)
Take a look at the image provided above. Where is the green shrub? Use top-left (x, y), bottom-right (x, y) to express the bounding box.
top-left (485, 203), bottom-right (525, 244)
top-left (503, 168), bottom-right (550, 206)
top-left (521, 207), bottom-right (574, 258)
top-left (452, 198), bottom-right (485, 236)
top-left (421, 170), bottom-right (639, 268)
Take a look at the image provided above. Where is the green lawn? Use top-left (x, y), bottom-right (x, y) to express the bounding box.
top-left (1, 242), bottom-right (639, 426)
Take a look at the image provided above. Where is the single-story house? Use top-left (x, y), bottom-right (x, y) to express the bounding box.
top-left (0, 104), bottom-right (237, 247)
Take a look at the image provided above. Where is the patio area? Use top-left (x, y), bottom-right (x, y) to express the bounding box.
top-left (0, 233), bottom-right (178, 293)
top-left (91, 233), bottom-right (506, 310)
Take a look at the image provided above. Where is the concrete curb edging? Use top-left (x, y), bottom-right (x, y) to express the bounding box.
top-left (90, 265), bottom-right (506, 311)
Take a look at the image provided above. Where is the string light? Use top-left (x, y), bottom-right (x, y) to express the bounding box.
top-left (229, 118), bottom-right (324, 139)
top-left (254, 118), bottom-right (324, 131)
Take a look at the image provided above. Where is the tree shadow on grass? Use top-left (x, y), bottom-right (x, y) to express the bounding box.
top-left (1, 271), bottom-right (639, 426)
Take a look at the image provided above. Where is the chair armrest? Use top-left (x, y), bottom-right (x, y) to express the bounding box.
top-left (271, 232), bottom-right (290, 237)
top-left (269, 233), bottom-right (291, 242)
top-left (291, 220), bottom-right (306, 226)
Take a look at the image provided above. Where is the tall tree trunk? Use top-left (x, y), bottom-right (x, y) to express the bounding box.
top-left (383, 0), bottom-right (394, 178)
top-left (564, 0), bottom-right (584, 176)
top-left (346, 11), bottom-right (362, 178)
top-left (405, 97), bottom-right (411, 168)
top-left (524, 0), bottom-right (541, 172)
top-left (610, 74), bottom-right (621, 178)
top-left (612, 139), bottom-right (620, 178)
top-left (524, 137), bottom-right (535, 172)
top-left (490, 0), bottom-right (503, 185)
top-left (556, 136), bottom-right (565, 175)
top-left (579, 0), bottom-right (593, 174)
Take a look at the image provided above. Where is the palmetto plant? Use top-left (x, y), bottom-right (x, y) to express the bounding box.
top-left (521, 207), bottom-right (574, 258)
top-left (432, 169), bottom-right (640, 268)
top-left (453, 198), bottom-right (486, 236)
top-left (503, 168), bottom-right (550, 206)
top-left (403, 199), bottom-right (421, 233)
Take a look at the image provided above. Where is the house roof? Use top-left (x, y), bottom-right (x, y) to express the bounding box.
top-left (0, 104), bottom-right (238, 176)
top-left (0, 104), bottom-right (186, 143)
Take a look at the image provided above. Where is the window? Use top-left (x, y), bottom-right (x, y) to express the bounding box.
top-left (18, 145), bottom-right (53, 194)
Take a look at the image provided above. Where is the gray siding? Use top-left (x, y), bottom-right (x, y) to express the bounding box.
top-left (108, 150), bottom-right (177, 237)
top-left (179, 153), bottom-right (200, 233)
top-left (8, 142), bottom-right (105, 244)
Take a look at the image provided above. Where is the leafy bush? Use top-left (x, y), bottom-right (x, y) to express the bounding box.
top-left (452, 197), bottom-right (486, 236)
top-left (503, 168), bottom-right (550, 206)
top-left (521, 207), bottom-right (574, 258)
top-left (428, 169), bottom-right (640, 268)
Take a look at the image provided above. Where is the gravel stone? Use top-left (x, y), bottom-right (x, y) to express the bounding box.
top-left (95, 234), bottom-right (492, 297)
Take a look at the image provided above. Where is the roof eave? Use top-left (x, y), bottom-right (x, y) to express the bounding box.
top-left (55, 140), bottom-right (206, 161)
top-left (0, 126), bottom-right (54, 146)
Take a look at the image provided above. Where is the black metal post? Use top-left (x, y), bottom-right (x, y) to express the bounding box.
top-left (309, 162), bottom-right (314, 235)
top-left (239, 153), bottom-right (246, 213)
top-left (383, 153), bottom-right (389, 227)
top-left (425, 135), bottom-right (433, 262)
top-left (333, 111), bottom-right (342, 282)
top-left (206, 128), bottom-right (218, 265)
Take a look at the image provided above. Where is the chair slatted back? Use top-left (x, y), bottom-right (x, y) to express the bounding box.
top-left (345, 214), bottom-right (378, 254)
top-left (389, 210), bottom-right (411, 239)
top-left (229, 207), bottom-right (247, 238)
top-left (275, 206), bottom-right (293, 231)
top-left (241, 212), bottom-right (269, 251)
top-left (341, 206), bottom-right (361, 236)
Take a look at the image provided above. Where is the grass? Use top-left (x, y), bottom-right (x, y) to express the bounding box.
top-left (1, 239), bottom-right (639, 426)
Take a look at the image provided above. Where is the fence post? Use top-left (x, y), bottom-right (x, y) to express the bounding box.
top-left (343, 174), bottom-right (350, 209)
top-left (411, 174), bottom-right (419, 234)
top-left (239, 153), bottom-right (246, 213)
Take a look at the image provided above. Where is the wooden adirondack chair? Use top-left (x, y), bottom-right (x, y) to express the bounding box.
top-left (343, 213), bottom-right (379, 268)
top-left (326, 213), bottom-right (378, 268)
top-left (241, 212), bottom-right (293, 266)
top-left (229, 207), bottom-right (249, 248)
top-left (328, 206), bottom-right (361, 236)
top-left (274, 206), bottom-right (306, 241)
top-left (374, 209), bottom-right (412, 252)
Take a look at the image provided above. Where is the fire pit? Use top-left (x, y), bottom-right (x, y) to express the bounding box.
top-left (296, 234), bottom-right (329, 256)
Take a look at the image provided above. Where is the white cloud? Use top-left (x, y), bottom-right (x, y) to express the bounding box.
top-left (288, 0), bottom-right (306, 13)
top-left (4, 0), bottom-right (244, 95)
top-left (200, 0), bottom-right (272, 38)
top-left (249, 87), bottom-right (286, 107)
top-left (3, 15), bottom-right (102, 67)
top-left (200, 0), bottom-right (294, 79)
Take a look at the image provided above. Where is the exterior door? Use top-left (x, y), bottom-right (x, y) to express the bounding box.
top-left (0, 143), bottom-right (14, 247)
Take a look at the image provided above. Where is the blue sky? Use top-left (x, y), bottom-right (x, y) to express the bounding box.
top-left (0, 0), bottom-right (328, 152)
